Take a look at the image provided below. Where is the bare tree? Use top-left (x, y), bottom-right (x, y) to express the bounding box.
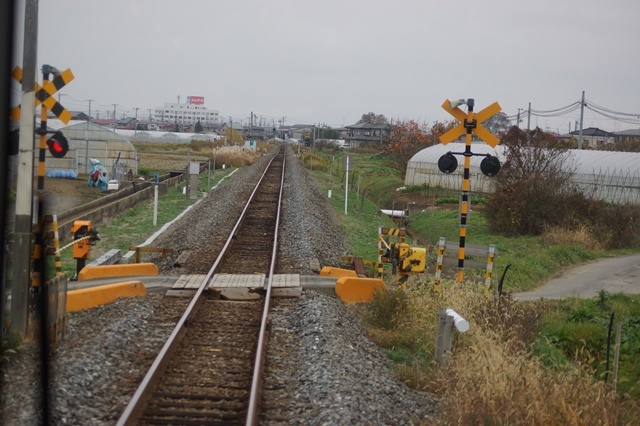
top-left (486, 127), bottom-right (584, 236)
top-left (358, 112), bottom-right (388, 125)
top-left (482, 112), bottom-right (511, 135)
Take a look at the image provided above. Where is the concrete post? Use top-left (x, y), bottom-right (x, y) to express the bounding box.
top-left (435, 308), bottom-right (469, 368)
top-left (188, 162), bottom-right (199, 200)
top-left (435, 308), bottom-right (455, 368)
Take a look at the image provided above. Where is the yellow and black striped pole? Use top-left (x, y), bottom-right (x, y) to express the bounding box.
top-left (51, 214), bottom-right (63, 276)
top-left (456, 99), bottom-right (475, 283)
top-left (433, 237), bottom-right (446, 292)
top-left (32, 70), bottom-right (51, 291)
top-left (37, 69), bottom-right (50, 191)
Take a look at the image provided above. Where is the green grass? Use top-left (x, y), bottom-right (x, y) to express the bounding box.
top-left (325, 186), bottom-right (396, 261)
top-left (403, 208), bottom-right (599, 291)
top-left (318, 151), bottom-right (405, 208)
top-left (48, 168), bottom-right (236, 277)
top-left (534, 293), bottom-right (640, 399)
top-left (308, 150), bottom-right (613, 292)
top-left (305, 149), bottom-right (640, 407)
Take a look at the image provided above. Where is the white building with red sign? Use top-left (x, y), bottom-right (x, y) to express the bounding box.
top-left (154, 96), bottom-right (219, 128)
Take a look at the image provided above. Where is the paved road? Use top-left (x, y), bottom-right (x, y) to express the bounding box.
top-left (514, 253), bottom-right (640, 301)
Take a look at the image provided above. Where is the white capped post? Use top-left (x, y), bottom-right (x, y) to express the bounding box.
top-left (344, 156), bottom-right (350, 215)
top-left (435, 308), bottom-right (470, 368)
top-left (153, 184), bottom-right (158, 226)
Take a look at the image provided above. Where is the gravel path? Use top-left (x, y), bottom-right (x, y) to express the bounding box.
top-left (1, 145), bottom-right (436, 425)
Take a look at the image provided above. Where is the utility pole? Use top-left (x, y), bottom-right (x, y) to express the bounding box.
top-left (250, 111), bottom-right (253, 143)
top-left (134, 107), bottom-right (139, 136)
top-left (526, 102), bottom-right (531, 132)
top-left (12, 0), bottom-right (38, 335)
top-left (112, 104), bottom-right (118, 129)
top-left (516, 108), bottom-right (521, 128)
top-left (578, 90), bottom-right (585, 150)
top-left (85, 99), bottom-right (92, 173)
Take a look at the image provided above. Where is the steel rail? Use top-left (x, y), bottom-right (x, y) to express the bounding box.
top-left (116, 149), bottom-right (283, 426)
top-left (246, 152), bottom-right (286, 425)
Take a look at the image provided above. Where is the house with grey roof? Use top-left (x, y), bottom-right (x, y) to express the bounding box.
top-left (614, 128), bottom-right (640, 144)
top-left (569, 127), bottom-right (616, 148)
top-left (344, 122), bottom-right (392, 147)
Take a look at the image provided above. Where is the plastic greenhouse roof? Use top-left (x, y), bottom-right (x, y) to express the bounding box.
top-left (407, 143), bottom-right (640, 175)
top-left (407, 143), bottom-right (504, 168)
top-left (39, 119), bottom-right (135, 148)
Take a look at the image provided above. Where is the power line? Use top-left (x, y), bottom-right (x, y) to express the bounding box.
top-left (530, 101), bottom-right (581, 114)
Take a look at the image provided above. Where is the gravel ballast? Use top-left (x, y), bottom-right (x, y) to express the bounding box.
top-left (1, 146), bottom-right (436, 425)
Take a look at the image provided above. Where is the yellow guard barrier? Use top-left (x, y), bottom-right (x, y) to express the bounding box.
top-left (320, 266), bottom-right (358, 278)
top-left (335, 277), bottom-right (386, 303)
top-left (66, 281), bottom-right (146, 312)
top-left (77, 263), bottom-right (159, 281)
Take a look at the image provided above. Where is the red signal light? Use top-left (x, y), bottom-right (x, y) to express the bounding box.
top-left (46, 131), bottom-right (69, 158)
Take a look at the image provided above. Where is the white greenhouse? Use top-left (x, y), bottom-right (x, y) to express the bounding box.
top-left (41, 119), bottom-right (138, 180)
top-left (405, 142), bottom-right (640, 204)
top-left (114, 129), bottom-right (221, 144)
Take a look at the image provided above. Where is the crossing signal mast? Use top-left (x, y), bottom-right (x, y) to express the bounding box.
top-left (438, 98), bottom-right (503, 284)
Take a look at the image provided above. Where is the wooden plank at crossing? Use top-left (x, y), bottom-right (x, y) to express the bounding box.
top-left (172, 275), bottom-right (192, 289)
top-left (184, 275), bottom-right (206, 289)
top-left (209, 274), bottom-right (265, 289)
top-left (271, 274), bottom-right (300, 288)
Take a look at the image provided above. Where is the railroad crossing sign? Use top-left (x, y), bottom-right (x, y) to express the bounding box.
top-left (10, 66), bottom-right (74, 124)
top-left (439, 99), bottom-right (502, 147)
top-left (436, 98), bottom-right (502, 285)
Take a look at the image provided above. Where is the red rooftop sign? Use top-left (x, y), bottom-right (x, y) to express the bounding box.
top-left (187, 96), bottom-right (204, 105)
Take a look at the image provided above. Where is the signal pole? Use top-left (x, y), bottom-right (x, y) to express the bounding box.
top-left (112, 104), bottom-right (118, 128)
top-left (85, 99), bottom-right (93, 173)
top-left (458, 99), bottom-right (475, 284)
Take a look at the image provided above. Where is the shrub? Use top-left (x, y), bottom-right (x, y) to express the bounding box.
top-left (137, 166), bottom-right (151, 177)
top-left (541, 225), bottom-right (603, 251)
top-left (210, 146), bottom-right (258, 168)
top-left (365, 288), bottom-right (410, 330)
top-left (590, 203), bottom-right (640, 249)
top-left (189, 140), bottom-right (214, 152)
top-left (486, 128), bottom-right (585, 235)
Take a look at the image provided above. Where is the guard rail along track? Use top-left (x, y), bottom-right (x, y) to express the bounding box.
top-left (117, 146), bottom-right (286, 425)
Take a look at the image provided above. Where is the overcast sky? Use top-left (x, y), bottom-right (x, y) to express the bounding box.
top-left (11, 0), bottom-right (640, 132)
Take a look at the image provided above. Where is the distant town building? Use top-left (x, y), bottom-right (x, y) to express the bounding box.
top-left (154, 97), bottom-right (220, 129)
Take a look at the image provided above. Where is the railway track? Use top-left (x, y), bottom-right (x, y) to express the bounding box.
top-left (117, 146), bottom-right (286, 425)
